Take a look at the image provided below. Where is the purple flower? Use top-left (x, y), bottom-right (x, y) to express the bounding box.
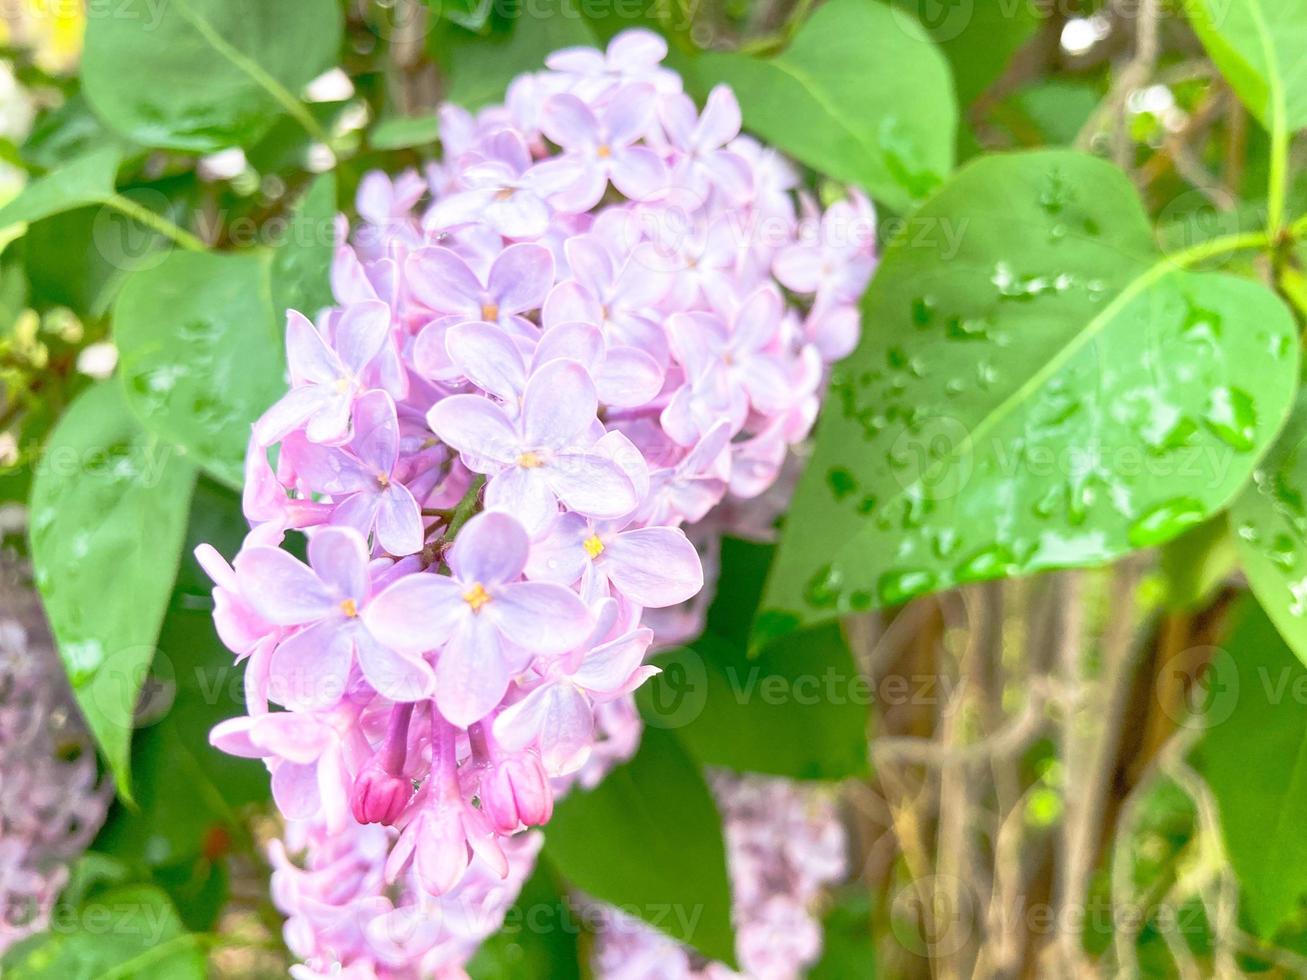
top-left (424, 132), bottom-right (553, 239)
top-left (545, 29), bottom-right (681, 100)
top-left (210, 708), bottom-right (358, 832)
top-left (527, 513), bottom-right (703, 608)
top-left (363, 511), bottom-right (593, 726)
top-left (254, 304), bottom-right (391, 446)
top-left (493, 627), bottom-right (655, 775)
top-left (543, 235), bottom-right (672, 365)
top-left (662, 286), bottom-right (794, 444)
top-left (408, 242), bottom-right (554, 327)
top-left (234, 526), bottom-right (435, 708)
top-left (534, 84), bottom-right (668, 211)
top-left (426, 359), bottom-right (640, 531)
top-left (660, 84), bottom-right (752, 201)
top-left (283, 390), bottom-right (425, 557)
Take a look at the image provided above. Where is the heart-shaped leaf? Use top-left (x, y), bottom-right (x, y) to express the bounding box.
top-left (761, 150), bottom-right (1298, 638)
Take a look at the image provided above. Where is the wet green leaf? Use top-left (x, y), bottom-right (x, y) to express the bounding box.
top-left (270, 173), bottom-right (337, 319)
top-left (544, 727), bottom-right (736, 967)
top-left (1231, 388), bottom-right (1307, 664)
top-left (82, 0), bottom-right (342, 153)
top-left (696, 0), bottom-right (956, 211)
top-left (115, 250), bottom-right (284, 489)
top-left (28, 382), bottom-right (197, 796)
top-left (762, 150), bottom-right (1298, 636)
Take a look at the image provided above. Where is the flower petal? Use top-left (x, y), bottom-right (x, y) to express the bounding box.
top-left (603, 527), bottom-right (703, 607)
top-left (492, 580), bottom-right (593, 655)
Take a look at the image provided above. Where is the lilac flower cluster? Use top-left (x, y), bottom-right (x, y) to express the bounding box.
top-left (269, 817), bottom-right (542, 979)
top-left (0, 573), bottom-right (111, 955)
top-left (591, 772), bottom-right (848, 980)
top-left (201, 28), bottom-right (872, 976)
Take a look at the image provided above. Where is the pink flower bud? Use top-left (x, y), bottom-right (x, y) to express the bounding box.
top-left (350, 761), bottom-right (412, 826)
top-left (480, 752), bottom-right (553, 834)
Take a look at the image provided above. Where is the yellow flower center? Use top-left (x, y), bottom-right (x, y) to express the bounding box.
top-left (480, 302), bottom-right (500, 322)
top-left (340, 598), bottom-right (359, 618)
top-left (494, 187), bottom-right (516, 201)
top-left (517, 450), bottom-right (545, 468)
top-left (463, 582), bottom-right (491, 612)
top-left (583, 534), bottom-right (605, 559)
top-left (376, 472), bottom-right (390, 489)
top-left (596, 144), bottom-right (612, 159)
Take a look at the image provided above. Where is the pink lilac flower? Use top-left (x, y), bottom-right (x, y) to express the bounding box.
top-left (0, 574), bottom-right (112, 955)
top-left (202, 27), bottom-right (874, 977)
top-left (364, 511), bottom-right (593, 726)
top-left (589, 771), bottom-right (847, 980)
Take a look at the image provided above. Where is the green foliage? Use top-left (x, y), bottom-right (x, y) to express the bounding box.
top-left (1193, 600), bottom-right (1307, 937)
top-left (697, 0), bottom-right (955, 211)
top-left (761, 150), bottom-right (1299, 637)
top-left (0, 146), bottom-right (119, 231)
top-left (1231, 388), bottom-right (1307, 665)
top-left (81, 0), bottom-right (343, 152)
top-left (28, 382), bottom-right (197, 794)
top-left (640, 538), bottom-right (869, 779)
top-left (543, 727), bottom-right (737, 966)
top-left (467, 862), bottom-right (583, 980)
top-left (0, 881), bottom-right (205, 979)
top-left (270, 174), bottom-right (337, 318)
top-left (1187, 0), bottom-right (1307, 132)
top-left (810, 888), bottom-right (877, 979)
top-left (370, 115), bottom-right (441, 151)
top-left (432, 0), bottom-right (596, 110)
top-left (114, 250), bottom-right (284, 489)
top-left (94, 479), bottom-right (270, 869)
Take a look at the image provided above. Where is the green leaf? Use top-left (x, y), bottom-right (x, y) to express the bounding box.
top-left (639, 539), bottom-right (869, 780)
top-left (1192, 600), bottom-right (1307, 937)
top-left (115, 249), bottom-right (284, 489)
top-left (21, 93), bottom-right (138, 172)
top-left (370, 115), bottom-right (441, 151)
top-left (544, 727), bottom-right (736, 966)
top-left (1153, 516), bottom-right (1238, 613)
top-left (1188, 0), bottom-right (1307, 132)
top-left (891, 0), bottom-right (1038, 110)
top-left (0, 885), bottom-right (205, 979)
top-left (0, 147), bottom-right (119, 231)
top-left (695, 0), bottom-right (956, 211)
top-left (467, 860), bottom-right (582, 980)
top-left (810, 888), bottom-right (876, 979)
top-left (761, 150), bottom-right (1299, 637)
top-left (432, 0), bottom-right (597, 111)
top-left (95, 478), bottom-right (271, 869)
top-left (1231, 387), bottom-right (1307, 663)
top-left (81, 0), bottom-right (342, 153)
top-left (28, 382), bottom-right (197, 793)
top-left (270, 173), bottom-right (337, 319)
